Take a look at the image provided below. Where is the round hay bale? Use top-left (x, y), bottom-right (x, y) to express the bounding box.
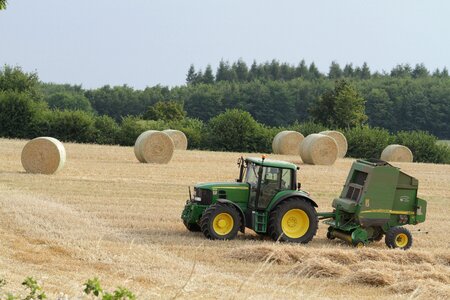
top-left (319, 130), bottom-right (348, 158)
top-left (134, 130), bottom-right (153, 163)
top-left (300, 134), bottom-right (338, 165)
top-left (21, 137), bottom-right (66, 174)
top-left (380, 144), bottom-right (413, 162)
top-left (272, 131), bottom-right (304, 155)
top-left (163, 129), bottom-right (188, 150)
top-left (138, 130), bottom-right (174, 164)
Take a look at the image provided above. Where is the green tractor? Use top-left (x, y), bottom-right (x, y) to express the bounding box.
top-left (181, 157), bottom-right (427, 249)
top-left (181, 156), bottom-right (319, 243)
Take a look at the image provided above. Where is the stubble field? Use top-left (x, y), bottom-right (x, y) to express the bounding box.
top-left (0, 138), bottom-right (449, 299)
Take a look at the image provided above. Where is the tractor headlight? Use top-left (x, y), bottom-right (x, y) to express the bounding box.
top-left (194, 196), bottom-right (201, 202)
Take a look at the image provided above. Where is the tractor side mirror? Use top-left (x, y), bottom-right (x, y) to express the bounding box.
top-left (297, 182), bottom-right (301, 190)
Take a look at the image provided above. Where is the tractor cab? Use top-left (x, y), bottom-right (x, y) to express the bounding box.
top-left (237, 156), bottom-right (299, 210)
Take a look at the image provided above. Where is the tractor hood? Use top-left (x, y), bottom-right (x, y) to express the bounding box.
top-left (195, 182), bottom-right (249, 191)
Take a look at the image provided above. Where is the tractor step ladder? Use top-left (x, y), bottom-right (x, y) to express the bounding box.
top-left (253, 211), bottom-right (267, 233)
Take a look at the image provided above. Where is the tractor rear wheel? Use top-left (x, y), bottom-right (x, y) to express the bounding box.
top-left (385, 227), bottom-right (412, 250)
top-left (183, 220), bottom-right (201, 232)
top-left (268, 198), bottom-right (318, 243)
top-left (200, 203), bottom-right (241, 240)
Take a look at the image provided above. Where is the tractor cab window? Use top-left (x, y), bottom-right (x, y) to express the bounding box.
top-left (245, 163), bottom-right (260, 187)
top-left (258, 167), bottom-right (292, 209)
top-left (281, 169), bottom-right (292, 190)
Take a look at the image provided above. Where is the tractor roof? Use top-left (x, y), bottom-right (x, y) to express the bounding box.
top-left (246, 157), bottom-right (298, 170)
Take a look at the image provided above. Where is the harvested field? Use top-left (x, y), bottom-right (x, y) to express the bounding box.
top-left (0, 138), bottom-right (449, 299)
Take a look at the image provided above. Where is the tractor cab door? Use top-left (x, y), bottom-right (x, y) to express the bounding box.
top-left (246, 164), bottom-right (293, 210)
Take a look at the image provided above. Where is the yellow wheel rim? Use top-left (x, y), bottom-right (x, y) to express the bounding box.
top-left (213, 213), bottom-right (234, 236)
top-left (395, 233), bottom-right (408, 248)
top-left (281, 209), bottom-right (310, 239)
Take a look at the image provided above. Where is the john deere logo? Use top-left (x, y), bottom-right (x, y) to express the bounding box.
top-left (365, 198), bottom-right (370, 207)
top-left (400, 196), bottom-right (410, 203)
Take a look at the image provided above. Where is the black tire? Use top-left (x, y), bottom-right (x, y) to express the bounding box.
top-left (200, 203), bottom-right (241, 240)
top-left (385, 227), bottom-right (413, 250)
top-left (183, 220), bottom-right (201, 232)
top-left (326, 231), bottom-right (335, 240)
top-left (268, 198), bottom-right (318, 243)
top-left (372, 227), bottom-right (384, 242)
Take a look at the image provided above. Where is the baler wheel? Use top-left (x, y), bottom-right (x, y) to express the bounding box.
top-left (385, 227), bottom-right (413, 250)
top-left (200, 203), bottom-right (241, 240)
top-left (268, 198), bottom-right (318, 243)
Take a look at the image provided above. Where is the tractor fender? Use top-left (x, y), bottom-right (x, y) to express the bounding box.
top-left (217, 199), bottom-right (246, 233)
top-left (268, 192), bottom-right (318, 213)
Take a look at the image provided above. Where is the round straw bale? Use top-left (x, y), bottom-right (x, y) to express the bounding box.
top-left (138, 130), bottom-right (174, 164)
top-left (300, 134), bottom-right (338, 165)
top-left (21, 137), bottom-right (66, 174)
top-left (380, 144), bottom-right (413, 162)
top-left (163, 129), bottom-right (188, 150)
top-left (319, 130), bottom-right (348, 158)
top-left (134, 130), bottom-right (153, 163)
top-left (272, 131), bottom-right (304, 155)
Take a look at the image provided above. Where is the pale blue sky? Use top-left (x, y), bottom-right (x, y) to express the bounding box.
top-left (1, 0), bottom-right (449, 89)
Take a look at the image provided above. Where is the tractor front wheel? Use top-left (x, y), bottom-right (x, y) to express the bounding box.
top-left (385, 227), bottom-right (413, 250)
top-left (183, 220), bottom-right (201, 232)
top-left (200, 204), bottom-right (241, 240)
top-left (268, 198), bottom-right (318, 243)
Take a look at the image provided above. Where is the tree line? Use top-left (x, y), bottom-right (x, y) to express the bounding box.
top-left (0, 64), bottom-right (449, 163)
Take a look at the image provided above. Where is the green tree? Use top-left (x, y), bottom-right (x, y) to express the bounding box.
top-left (186, 64), bottom-right (197, 84)
top-left (206, 109), bottom-right (266, 152)
top-left (308, 62), bottom-right (321, 79)
top-left (143, 100), bottom-right (186, 121)
top-left (233, 59), bottom-right (249, 82)
top-left (46, 92), bottom-right (93, 112)
top-left (0, 65), bottom-right (42, 101)
top-left (310, 79), bottom-right (367, 128)
top-left (202, 64), bottom-right (215, 84)
top-left (343, 63), bottom-right (354, 77)
top-left (412, 63), bottom-right (429, 78)
top-left (0, 0), bottom-right (7, 10)
top-left (328, 61), bottom-right (343, 79)
top-left (295, 60), bottom-right (309, 78)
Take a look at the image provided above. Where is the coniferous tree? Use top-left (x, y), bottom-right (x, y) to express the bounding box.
top-left (412, 63), bottom-right (429, 78)
top-left (308, 62), bottom-right (321, 79)
top-left (186, 65), bottom-right (197, 84)
top-left (310, 79), bottom-right (367, 128)
top-left (233, 59), bottom-right (249, 82)
top-left (390, 64), bottom-right (412, 77)
top-left (360, 62), bottom-right (371, 79)
top-left (343, 64), bottom-right (354, 77)
top-left (202, 65), bottom-right (215, 84)
top-left (295, 60), bottom-right (309, 78)
top-left (328, 61), bottom-right (343, 79)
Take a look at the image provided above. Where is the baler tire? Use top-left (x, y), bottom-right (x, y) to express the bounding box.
top-left (372, 227), bottom-right (384, 242)
top-left (385, 227), bottom-right (413, 250)
top-left (268, 198), bottom-right (318, 243)
top-left (183, 220), bottom-right (201, 232)
top-left (200, 203), bottom-right (241, 240)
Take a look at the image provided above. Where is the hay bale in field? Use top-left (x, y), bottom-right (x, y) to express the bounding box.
top-left (319, 130), bottom-right (348, 158)
top-left (163, 129), bottom-right (188, 150)
top-left (21, 137), bottom-right (66, 174)
top-left (136, 130), bottom-right (174, 164)
top-left (272, 131), bottom-right (304, 155)
top-left (300, 134), bottom-right (338, 165)
top-left (134, 130), bottom-right (153, 163)
top-left (380, 144), bottom-right (413, 162)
